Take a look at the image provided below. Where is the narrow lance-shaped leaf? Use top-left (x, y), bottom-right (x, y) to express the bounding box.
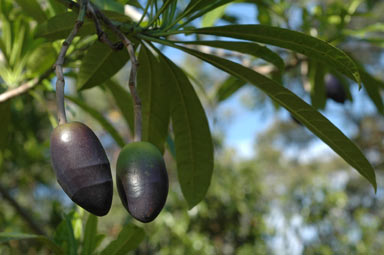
top-left (309, 60), bottom-right (326, 109)
top-left (100, 224), bottom-right (145, 255)
top-left (156, 49), bottom-right (214, 208)
top-left (105, 80), bottom-right (135, 135)
top-left (216, 75), bottom-right (246, 102)
top-left (137, 45), bottom-right (170, 152)
top-left (66, 96), bottom-right (125, 148)
top-left (78, 40), bottom-right (129, 90)
top-left (81, 214), bottom-right (98, 255)
top-left (183, 25), bottom-right (361, 85)
top-left (168, 43), bottom-right (376, 190)
top-left (177, 40), bottom-right (284, 71)
top-left (0, 232), bottom-right (63, 255)
top-left (15, 0), bottom-right (47, 22)
top-left (360, 71), bottom-right (384, 114)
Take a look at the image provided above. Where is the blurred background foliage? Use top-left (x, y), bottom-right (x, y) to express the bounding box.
top-left (1, 0), bottom-right (384, 254)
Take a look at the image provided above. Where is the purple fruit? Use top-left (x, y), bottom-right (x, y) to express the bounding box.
top-left (50, 122), bottom-right (113, 216)
top-left (116, 142), bottom-right (168, 223)
top-left (325, 75), bottom-right (346, 104)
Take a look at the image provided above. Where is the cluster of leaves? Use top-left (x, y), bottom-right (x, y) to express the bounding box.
top-left (1, 0), bottom-right (384, 253)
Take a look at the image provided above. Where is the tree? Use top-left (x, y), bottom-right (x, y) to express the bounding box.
top-left (0, 0), bottom-right (383, 254)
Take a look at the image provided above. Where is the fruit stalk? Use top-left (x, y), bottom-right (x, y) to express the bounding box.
top-left (54, 0), bottom-right (88, 125)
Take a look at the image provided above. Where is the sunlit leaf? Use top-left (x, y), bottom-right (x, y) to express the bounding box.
top-left (178, 40), bottom-right (284, 71)
top-left (137, 45), bottom-right (170, 152)
top-left (105, 80), bottom-right (134, 135)
top-left (157, 49), bottom-right (214, 208)
top-left (100, 224), bottom-right (145, 255)
top-left (15, 0), bottom-right (47, 22)
top-left (171, 43), bottom-right (376, 190)
top-left (81, 214), bottom-right (98, 255)
top-left (0, 232), bottom-right (63, 255)
top-left (78, 40), bottom-right (129, 90)
top-left (186, 25), bottom-right (361, 84)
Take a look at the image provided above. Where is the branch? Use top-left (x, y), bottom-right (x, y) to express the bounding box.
top-left (0, 69), bottom-right (53, 103)
top-left (54, 0), bottom-right (88, 125)
top-left (0, 183), bottom-right (47, 236)
top-left (92, 5), bottom-right (142, 141)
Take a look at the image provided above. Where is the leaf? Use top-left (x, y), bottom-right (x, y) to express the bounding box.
top-left (309, 60), bottom-right (326, 109)
top-left (78, 40), bottom-right (129, 90)
top-left (64, 214), bottom-right (78, 255)
top-left (156, 50), bottom-right (214, 208)
top-left (0, 232), bottom-right (63, 254)
top-left (15, 0), bottom-right (47, 22)
top-left (178, 40), bottom-right (284, 71)
top-left (105, 80), bottom-right (134, 134)
top-left (93, 0), bottom-right (124, 13)
top-left (201, 3), bottom-right (228, 27)
top-left (171, 44), bottom-right (376, 190)
top-left (100, 224), bottom-right (145, 255)
top-left (27, 43), bottom-right (57, 75)
top-left (81, 214), bottom-right (98, 255)
top-left (216, 76), bottom-right (246, 102)
top-left (360, 71), bottom-right (384, 114)
top-left (35, 11), bottom-right (130, 41)
top-left (137, 45), bottom-right (170, 152)
top-left (0, 102), bottom-right (11, 150)
top-left (188, 25), bottom-right (361, 84)
top-left (66, 96), bottom-right (125, 147)
top-left (35, 12), bottom-right (95, 41)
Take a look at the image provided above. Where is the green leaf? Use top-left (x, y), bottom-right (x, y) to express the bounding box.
top-left (0, 102), bottom-right (11, 150)
top-left (15, 0), bottom-right (47, 22)
top-left (81, 214), bottom-right (98, 255)
top-left (201, 3), bottom-right (228, 27)
top-left (137, 45), bottom-right (170, 152)
top-left (187, 25), bottom-right (361, 84)
top-left (100, 224), bottom-right (145, 255)
top-left (156, 50), bottom-right (214, 208)
top-left (93, 0), bottom-right (124, 13)
top-left (360, 71), bottom-right (384, 114)
top-left (178, 40), bottom-right (284, 71)
top-left (309, 60), bottom-right (326, 109)
top-left (78, 40), bottom-right (129, 90)
top-left (0, 232), bottom-right (63, 254)
top-left (64, 214), bottom-right (78, 255)
top-left (35, 12), bottom-right (94, 41)
top-left (27, 43), bottom-right (57, 75)
top-left (105, 80), bottom-right (135, 135)
top-left (66, 96), bottom-right (125, 147)
top-left (36, 11), bottom-right (130, 41)
top-left (216, 76), bottom-right (246, 102)
top-left (171, 44), bottom-right (376, 191)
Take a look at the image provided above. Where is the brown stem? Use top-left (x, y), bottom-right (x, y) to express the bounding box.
top-left (54, 0), bottom-right (88, 125)
top-left (0, 183), bottom-right (46, 236)
top-left (0, 69), bottom-right (53, 103)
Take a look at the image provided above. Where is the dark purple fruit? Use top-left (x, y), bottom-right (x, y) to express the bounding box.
top-left (116, 142), bottom-right (168, 223)
top-left (325, 75), bottom-right (346, 104)
top-left (50, 122), bottom-right (113, 216)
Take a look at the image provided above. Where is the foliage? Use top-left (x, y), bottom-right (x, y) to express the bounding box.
top-left (1, 0), bottom-right (384, 254)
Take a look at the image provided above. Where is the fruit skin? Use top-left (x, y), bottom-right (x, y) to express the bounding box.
top-left (50, 122), bottom-right (113, 216)
top-left (325, 75), bottom-right (346, 104)
top-left (116, 142), bottom-right (169, 223)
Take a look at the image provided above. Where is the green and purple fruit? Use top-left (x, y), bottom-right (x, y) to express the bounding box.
top-left (50, 122), bottom-right (113, 216)
top-left (116, 142), bottom-right (169, 223)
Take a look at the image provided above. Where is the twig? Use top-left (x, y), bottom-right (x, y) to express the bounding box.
top-left (92, 6), bottom-right (142, 141)
top-left (54, 0), bottom-right (88, 125)
top-left (88, 3), bottom-right (123, 50)
top-left (0, 69), bottom-right (53, 103)
top-left (0, 183), bottom-right (46, 236)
